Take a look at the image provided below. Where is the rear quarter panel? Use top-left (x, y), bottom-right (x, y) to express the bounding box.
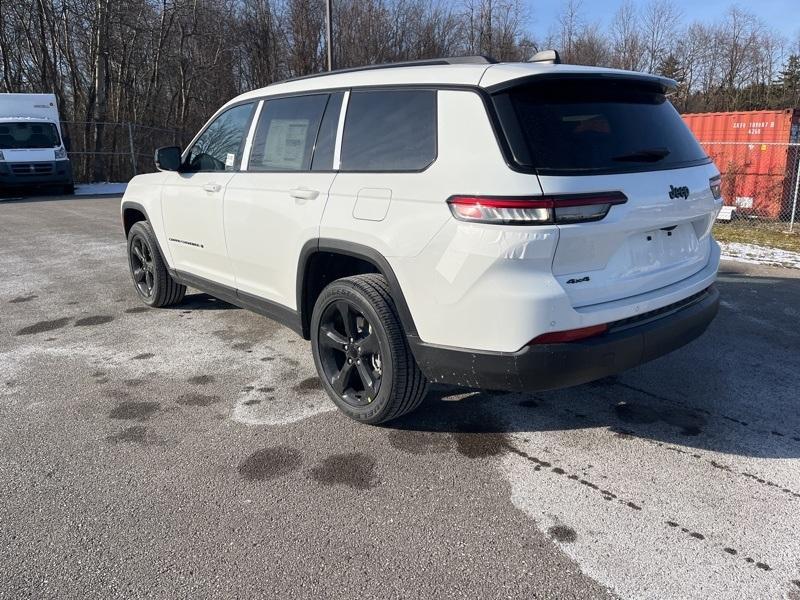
top-left (354, 89), bottom-right (558, 351)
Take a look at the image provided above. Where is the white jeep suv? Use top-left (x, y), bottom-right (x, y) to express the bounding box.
top-left (121, 54), bottom-right (722, 424)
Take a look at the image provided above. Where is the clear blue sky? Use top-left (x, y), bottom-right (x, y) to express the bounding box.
top-left (526, 0), bottom-right (800, 43)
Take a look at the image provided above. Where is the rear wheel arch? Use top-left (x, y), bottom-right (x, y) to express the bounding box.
top-left (297, 239), bottom-right (419, 341)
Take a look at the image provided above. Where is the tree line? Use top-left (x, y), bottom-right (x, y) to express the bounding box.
top-left (549, 0), bottom-right (800, 113)
top-left (0, 0), bottom-right (798, 174)
top-left (0, 0), bottom-right (530, 139)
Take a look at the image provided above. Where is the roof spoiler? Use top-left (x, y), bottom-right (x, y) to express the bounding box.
top-left (486, 71), bottom-right (678, 94)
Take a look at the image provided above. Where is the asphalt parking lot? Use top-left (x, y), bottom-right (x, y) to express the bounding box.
top-left (1, 194), bottom-right (799, 599)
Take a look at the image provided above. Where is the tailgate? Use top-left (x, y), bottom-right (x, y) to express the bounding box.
top-left (489, 74), bottom-right (721, 308)
top-left (541, 165), bottom-right (719, 307)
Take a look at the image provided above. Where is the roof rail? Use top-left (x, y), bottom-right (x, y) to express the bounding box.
top-left (276, 55), bottom-right (498, 85)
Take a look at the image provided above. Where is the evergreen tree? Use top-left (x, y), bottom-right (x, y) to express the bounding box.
top-left (658, 53), bottom-right (684, 83)
top-left (658, 53), bottom-right (687, 110)
top-left (777, 55), bottom-right (800, 107)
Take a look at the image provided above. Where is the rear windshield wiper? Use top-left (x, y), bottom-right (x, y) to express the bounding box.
top-left (612, 147), bottom-right (671, 162)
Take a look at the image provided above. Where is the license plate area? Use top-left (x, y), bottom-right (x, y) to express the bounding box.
top-left (629, 223), bottom-right (700, 271)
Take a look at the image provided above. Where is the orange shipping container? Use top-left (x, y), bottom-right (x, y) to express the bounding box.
top-left (682, 109), bottom-right (800, 220)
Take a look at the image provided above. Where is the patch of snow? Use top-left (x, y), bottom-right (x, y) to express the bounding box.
top-left (719, 241), bottom-right (800, 270)
top-left (74, 182), bottom-right (127, 196)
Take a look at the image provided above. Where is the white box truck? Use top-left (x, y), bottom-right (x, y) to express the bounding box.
top-left (0, 93), bottom-right (74, 194)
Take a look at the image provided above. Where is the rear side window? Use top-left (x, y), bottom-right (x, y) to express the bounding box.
top-left (311, 92), bottom-right (344, 171)
top-left (340, 90), bottom-right (436, 171)
top-left (249, 94), bottom-right (328, 171)
top-left (494, 79), bottom-right (709, 175)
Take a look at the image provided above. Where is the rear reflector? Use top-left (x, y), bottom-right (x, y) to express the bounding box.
top-left (709, 175), bottom-right (722, 200)
top-left (447, 192), bottom-right (627, 225)
top-left (529, 323), bottom-right (608, 344)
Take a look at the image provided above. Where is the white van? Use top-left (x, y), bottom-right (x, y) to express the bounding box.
top-left (0, 93), bottom-right (74, 194)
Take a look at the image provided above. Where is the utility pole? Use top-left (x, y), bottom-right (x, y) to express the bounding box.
top-left (326, 0), bottom-right (333, 71)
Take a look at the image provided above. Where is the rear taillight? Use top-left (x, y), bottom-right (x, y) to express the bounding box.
top-left (447, 192), bottom-right (627, 225)
top-left (447, 196), bottom-right (551, 224)
top-left (529, 323), bottom-right (608, 344)
top-left (709, 176), bottom-right (722, 200)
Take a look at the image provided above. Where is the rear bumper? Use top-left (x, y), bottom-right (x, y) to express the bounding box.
top-left (410, 285), bottom-right (719, 391)
top-left (0, 161), bottom-right (73, 187)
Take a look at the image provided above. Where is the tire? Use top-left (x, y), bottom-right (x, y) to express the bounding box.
top-left (127, 221), bottom-right (186, 307)
top-left (63, 184), bottom-right (75, 195)
top-left (311, 274), bottom-right (428, 425)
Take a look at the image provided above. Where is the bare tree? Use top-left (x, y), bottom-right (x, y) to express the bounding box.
top-left (571, 22), bottom-right (610, 66)
top-left (642, 0), bottom-right (682, 73)
top-left (0, 0), bottom-right (795, 183)
top-left (555, 0), bottom-right (582, 63)
top-left (610, 0), bottom-right (643, 71)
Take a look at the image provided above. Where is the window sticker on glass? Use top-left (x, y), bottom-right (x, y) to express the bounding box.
top-left (262, 119), bottom-right (310, 170)
top-left (225, 153), bottom-right (235, 168)
top-left (248, 95), bottom-right (328, 171)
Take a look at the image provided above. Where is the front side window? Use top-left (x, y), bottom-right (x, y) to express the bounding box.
top-left (249, 95), bottom-right (329, 171)
top-left (340, 89), bottom-right (437, 171)
top-left (184, 103), bottom-right (254, 172)
top-left (0, 122), bottom-right (61, 149)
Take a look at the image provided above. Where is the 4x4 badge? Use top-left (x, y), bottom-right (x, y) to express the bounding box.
top-left (566, 276), bottom-right (590, 284)
top-left (668, 185), bottom-right (690, 200)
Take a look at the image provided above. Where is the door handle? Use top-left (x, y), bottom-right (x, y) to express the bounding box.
top-left (203, 183), bottom-right (222, 193)
top-left (289, 187), bottom-right (320, 201)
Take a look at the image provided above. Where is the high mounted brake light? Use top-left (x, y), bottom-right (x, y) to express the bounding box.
top-left (447, 192), bottom-right (627, 225)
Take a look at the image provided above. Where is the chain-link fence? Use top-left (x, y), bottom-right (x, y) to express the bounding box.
top-left (700, 141), bottom-right (800, 227)
top-left (60, 121), bottom-right (187, 184)
top-left (699, 141), bottom-right (800, 252)
top-left (54, 122), bottom-right (800, 251)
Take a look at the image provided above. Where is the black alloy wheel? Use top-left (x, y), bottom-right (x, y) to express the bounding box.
top-left (130, 236), bottom-right (155, 298)
top-left (126, 220), bottom-right (186, 308)
top-left (317, 299), bottom-right (383, 406)
top-left (310, 274), bottom-right (428, 424)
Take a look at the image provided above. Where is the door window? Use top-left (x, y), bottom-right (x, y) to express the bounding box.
top-left (248, 94), bottom-right (329, 171)
top-left (340, 89), bottom-right (437, 171)
top-left (311, 92), bottom-right (344, 171)
top-left (184, 103), bottom-right (254, 172)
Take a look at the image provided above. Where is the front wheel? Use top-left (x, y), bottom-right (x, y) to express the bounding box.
top-left (311, 274), bottom-right (427, 424)
top-left (127, 221), bottom-right (186, 307)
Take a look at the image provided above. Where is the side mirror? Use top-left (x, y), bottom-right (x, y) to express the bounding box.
top-left (63, 136), bottom-right (71, 152)
top-left (155, 146), bottom-right (182, 171)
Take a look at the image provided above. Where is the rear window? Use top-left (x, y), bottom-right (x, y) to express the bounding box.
top-left (0, 122), bottom-right (61, 149)
top-left (494, 79), bottom-right (709, 175)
